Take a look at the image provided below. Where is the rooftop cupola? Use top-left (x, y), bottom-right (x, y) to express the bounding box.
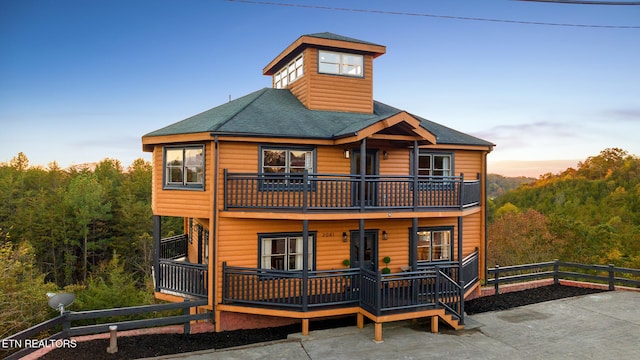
top-left (263, 32), bottom-right (386, 114)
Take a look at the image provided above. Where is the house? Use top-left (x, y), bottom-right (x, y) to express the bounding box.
top-left (142, 32), bottom-right (494, 342)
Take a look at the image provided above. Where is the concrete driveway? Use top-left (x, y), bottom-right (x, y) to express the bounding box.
top-left (152, 290), bottom-right (640, 360)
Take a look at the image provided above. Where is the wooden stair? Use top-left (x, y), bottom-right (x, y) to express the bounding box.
top-left (436, 309), bottom-right (464, 331)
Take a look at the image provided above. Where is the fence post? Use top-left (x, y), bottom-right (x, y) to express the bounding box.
top-left (184, 299), bottom-right (191, 335)
top-left (494, 264), bottom-right (500, 295)
top-left (553, 259), bottom-right (559, 285)
top-left (62, 311), bottom-right (71, 339)
top-left (608, 264), bottom-right (615, 291)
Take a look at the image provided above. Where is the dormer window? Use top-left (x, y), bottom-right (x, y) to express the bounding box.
top-left (318, 50), bottom-right (363, 77)
top-left (274, 54), bottom-right (304, 89)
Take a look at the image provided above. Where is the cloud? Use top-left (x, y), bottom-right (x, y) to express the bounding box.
top-left (471, 120), bottom-right (580, 152)
top-left (600, 108), bottom-right (640, 123)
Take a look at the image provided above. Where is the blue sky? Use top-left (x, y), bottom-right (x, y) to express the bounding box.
top-left (1, 0), bottom-right (639, 177)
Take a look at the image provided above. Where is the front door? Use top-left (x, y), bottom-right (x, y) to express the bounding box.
top-left (350, 230), bottom-right (378, 271)
top-left (352, 149), bottom-right (379, 207)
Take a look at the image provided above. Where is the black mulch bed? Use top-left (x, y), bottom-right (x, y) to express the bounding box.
top-left (30, 285), bottom-right (605, 360)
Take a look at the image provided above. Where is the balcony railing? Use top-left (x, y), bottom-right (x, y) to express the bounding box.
top-left (160, 234), bottom-right (188, 259)
top-left (224, 171), bottom-right (481, 212)
top-left (155, 234), bottom-right (208, 298)
top-left (156, 259), bottom-right (208, 298)
top-left (222, 263), bottom-right (470, 322)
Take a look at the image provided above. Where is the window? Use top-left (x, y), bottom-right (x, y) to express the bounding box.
top-left (274, 54), bottom-right (304, 89)
top-left (261, 147), bottom-right (314, 187)
top-left (164, 146), bottom-right (204, 189)
top-left (318, 50), bottom-right (363, 77)
top-left (418, 153), bottom-right (452, 177)
top-left (416, 228), bottom-right (452, 262)
top-left (260, 235), bottom-right (314, 271)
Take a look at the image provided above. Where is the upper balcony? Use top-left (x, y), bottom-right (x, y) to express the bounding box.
top-left (224, 170), bottom-right (481, 213)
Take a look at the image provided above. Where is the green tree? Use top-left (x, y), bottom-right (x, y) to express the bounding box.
top-left (0, 236), bottom-right (58, 338)
top-left (65, 173), bottom-right (112, 282)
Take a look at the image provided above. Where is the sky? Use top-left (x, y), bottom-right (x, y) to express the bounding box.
top-left (1, 0), bottom-right (639, 177)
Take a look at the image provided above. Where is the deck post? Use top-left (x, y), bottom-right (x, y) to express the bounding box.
top-left (457, 216), bottom-right (464, 325)
top-left (374, 322), bottom-right (383, 343)
top-left (430, 315), bottom-right (439, 333)
top-left (459, 173), bottom-right (465, 209)
top-left (412, 140), bottom-right (419, 211)
top-left (359, 138), bottom-right (367, 211)
top-left (553, 259), bottom-right (559, 285)
top-left (302, 220), bottom-right (309, 311)
top-left (153, 215), bottom-right (161, 292)
top-left (357, 313), bottom-right (364, 329)
top-left (302, 319), bottom-right (309, 336)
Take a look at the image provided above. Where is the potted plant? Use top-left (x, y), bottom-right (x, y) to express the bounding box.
top-left (342, 259), bottom-right (351, 268)
top-left (382, 256), bottom-right (391, 274)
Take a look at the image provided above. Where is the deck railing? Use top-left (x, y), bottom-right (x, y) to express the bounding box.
top-left (222, 264), bottom-right (464, 322)
top-left (156, 259), bottom-right (208, 298)
top-left (224, 170), bottom-right (481, 212)
top-left (222, 264), bottom-right (360, 310)
top-left (160, 234), bottom-right (188, 259)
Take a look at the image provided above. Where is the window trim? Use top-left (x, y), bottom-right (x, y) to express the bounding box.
top-left (318, 50), bottom-right (364, 78)
top-left (414, 226), bottom-right (454, 263)
top-left (259, 145), bottom-right (316, 191)
top-left (258, 232), bottom-right (316, 271)
top-left (274, 53), bottom-right (304, 89)
top-left (410, 150), bottom-right (455, 191)
top-left (163, 145), bottom-right (205, 190)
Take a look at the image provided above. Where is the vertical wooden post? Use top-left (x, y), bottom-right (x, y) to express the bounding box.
top-left (430, 315), bottom-right (439, 333)
top-left (302, 319), bottom-right (309, 336)
top-left (359, 138), bottom-right (367, 212)
top-left (494, 264), bottom-right (500, 295)
top-left (302, 220), bottom-right (309, 311)
top-left (184, 299), bottom-right (191, 334)
top-left (153, 215), bottom-right (161, 292)
top-left (608, 264), bottom-right (615, 291)
top-left (412, 140), bottom-right (419, 211)
top-left (374, 323), bottom-right (383, 343)
top-left (357, 313), bottom-right (364, 329)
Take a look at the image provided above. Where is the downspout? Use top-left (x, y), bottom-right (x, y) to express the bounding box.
top-left (483, 151), bottom-right (489, 284)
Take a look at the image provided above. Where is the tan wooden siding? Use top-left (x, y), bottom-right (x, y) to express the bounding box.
top-left (379, 148), bottom-right (410, 175)
top-left (151, 144), bottom-right (212, 218)
top-left (455, 150), bottom-right (482, 180)
top-left (462, 212), bottom-right (482, 256)
top-left (306, 51), bottom-right (374, 113)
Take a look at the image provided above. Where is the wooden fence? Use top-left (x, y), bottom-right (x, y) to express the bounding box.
top-left (1, 299), bottom-right (208, 360)
top-left (488, 260), bottom-right (640, 294)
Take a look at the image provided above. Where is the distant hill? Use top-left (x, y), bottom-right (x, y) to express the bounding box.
top-left (487, 173), bottom-right (535, 199)
top-left (489, 148), bottom-right (640, 269)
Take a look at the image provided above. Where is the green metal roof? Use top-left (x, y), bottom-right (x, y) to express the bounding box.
top-left (144, 88), bottom-right (493, 147)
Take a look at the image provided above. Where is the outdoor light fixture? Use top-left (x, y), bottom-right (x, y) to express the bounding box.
top-left (382, 230), bottom-right (388, 240)
top-left (342, 232), bottom-right (348, 242)
top-left (383, 151), bottom-right (388, 160)
top-left (344, 149), bottom-right (350, 159)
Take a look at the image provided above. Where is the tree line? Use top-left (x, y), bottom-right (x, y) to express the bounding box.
top-left (0, 153), bottom-right (180, 337)
top-left (488, 148), bottom-right (640, 270)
